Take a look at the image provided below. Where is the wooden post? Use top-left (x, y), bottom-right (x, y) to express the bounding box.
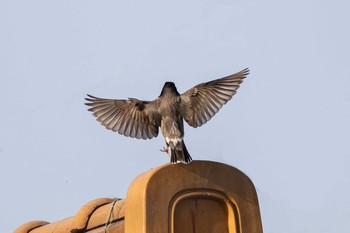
top-left (125, 160), bottom-right (263, 233)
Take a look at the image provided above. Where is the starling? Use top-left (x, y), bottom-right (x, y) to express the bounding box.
top-left (85, 68), bottom-right (249, 164)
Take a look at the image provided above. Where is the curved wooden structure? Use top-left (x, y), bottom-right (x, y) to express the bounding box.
top-left (126, 160), bottom-right (262, 233)
top-left (15, 161), bottom-right (262, 233)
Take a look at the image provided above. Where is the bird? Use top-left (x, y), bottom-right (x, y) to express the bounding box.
top-left (85, 68), bottom-right (249, 164)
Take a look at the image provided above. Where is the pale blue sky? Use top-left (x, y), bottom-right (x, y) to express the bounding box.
top-left (1, 0), bottom-right (350, 232)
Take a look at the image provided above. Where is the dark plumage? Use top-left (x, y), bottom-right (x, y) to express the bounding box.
top-left (85, 68), bottom-right (249, 164)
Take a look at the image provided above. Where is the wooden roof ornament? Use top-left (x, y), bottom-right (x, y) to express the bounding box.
top-left (14, 198), bottom-right (125, 233)
top-left (15, 161), bottom-right (263, 233)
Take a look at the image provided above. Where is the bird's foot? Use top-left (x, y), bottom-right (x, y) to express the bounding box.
top-left (160, 146), bottom-right (170, 157)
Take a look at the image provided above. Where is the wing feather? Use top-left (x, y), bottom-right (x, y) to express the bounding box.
top-left (85, 94), bottom-right (161, 139)
top-left (180, 68), bottom-right (249, 128)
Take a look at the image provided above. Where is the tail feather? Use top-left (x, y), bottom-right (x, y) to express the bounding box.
top-left (170, 141), bottom-right (192, 164)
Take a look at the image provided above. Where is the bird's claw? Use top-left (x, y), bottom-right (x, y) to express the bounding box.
top-left (160, 146), bottom-right (170, 157)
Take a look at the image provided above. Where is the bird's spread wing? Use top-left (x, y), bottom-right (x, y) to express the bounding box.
top-left (85, 95), bottom-right (161, 139)
top-left (180, 68), bottom-right (249, 128)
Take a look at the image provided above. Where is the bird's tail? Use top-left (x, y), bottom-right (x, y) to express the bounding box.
top-left (170, 141), bottom-right (192, 164)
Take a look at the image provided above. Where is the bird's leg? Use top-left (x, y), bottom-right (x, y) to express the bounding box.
top-left (160, 145), bottom-right (170, 157)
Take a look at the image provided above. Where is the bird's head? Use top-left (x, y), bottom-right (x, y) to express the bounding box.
top-left (160, 82), bottom-right (179, 96)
